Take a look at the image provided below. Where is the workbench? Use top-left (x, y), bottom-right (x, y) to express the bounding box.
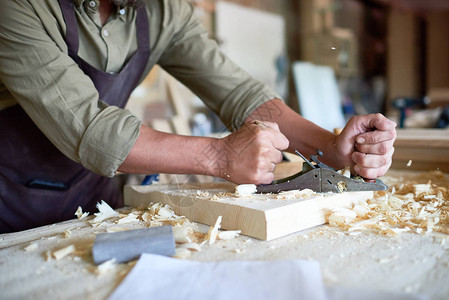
top-left (1, 170), bottom-right (448, 300)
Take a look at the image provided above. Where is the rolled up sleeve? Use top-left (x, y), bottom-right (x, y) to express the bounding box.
top-left (158, 0), bottom-right (281, 131)
top-left (0, 1), bottom-right (140, 177)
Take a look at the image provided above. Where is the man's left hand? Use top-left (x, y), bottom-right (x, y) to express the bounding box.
top-left (334, 113), bottom-right (397, 179)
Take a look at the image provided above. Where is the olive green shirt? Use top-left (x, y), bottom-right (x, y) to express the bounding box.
top-left (0, 0), bottom-right (279, 177)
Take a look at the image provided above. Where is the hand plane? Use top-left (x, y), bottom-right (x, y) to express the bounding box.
top-left (256, 150), bottom-right (388, 194)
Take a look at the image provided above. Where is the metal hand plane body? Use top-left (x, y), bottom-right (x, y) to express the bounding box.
top-left (256, 150), bottom-right (388, 194)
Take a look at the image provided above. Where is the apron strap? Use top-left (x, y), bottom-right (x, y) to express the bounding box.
top-left (136, 6), bottom-right (150, 51)
top-left (59, 0), bottom-right (80, 58)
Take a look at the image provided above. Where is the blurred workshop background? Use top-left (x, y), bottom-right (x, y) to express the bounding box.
top-left (125, 0), bottom-right (449, 181)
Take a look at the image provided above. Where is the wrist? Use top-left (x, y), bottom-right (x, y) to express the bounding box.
top-left (321, 133), bottom-right (343, 169)
top-left (194, 137), bottom-right (228, 179)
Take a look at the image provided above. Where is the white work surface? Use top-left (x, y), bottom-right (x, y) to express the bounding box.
top-left (0, 171), bottom-right (448, 300)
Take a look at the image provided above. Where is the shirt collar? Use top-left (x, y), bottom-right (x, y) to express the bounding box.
top-left (73, 0), bottom-right (128, 21)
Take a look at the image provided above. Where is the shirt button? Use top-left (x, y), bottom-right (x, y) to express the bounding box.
top-left (103, 29), bottom-right (109, 37)
top-left (89, 1), bottom-right (96, 7)
top-left (119, 8), bottom-right (126, 15)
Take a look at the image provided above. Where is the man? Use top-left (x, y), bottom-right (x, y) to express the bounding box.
top-left (0, 0), bottom-right (396, 233)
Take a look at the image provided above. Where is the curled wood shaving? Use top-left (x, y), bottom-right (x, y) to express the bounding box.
top-left (117, 213), bottom-right (139, 224)
top-left (75, 206), bottom-right (89, 220)
top-left (203, 216), bottom-right (222, 245)
top-left (328, 171), bottom-right (449, 236)
top-left (90, 200), bottom-right (119, 226)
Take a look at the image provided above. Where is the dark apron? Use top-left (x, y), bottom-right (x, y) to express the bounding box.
top-left (0, 0), bottom-right (150, 233)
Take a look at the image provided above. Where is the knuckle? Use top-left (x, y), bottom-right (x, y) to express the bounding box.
top-left (255, 158), bottom-right (266, 170)
top-left (351, 152), bottom-right (358, 163)
top-left (282, 137), bottom-right (290, 149)
top-left (362, 169), bottom-right (376, 179)
top-left (390, 130), bottom-right (397, 140)
top-left (378, 143), bottom-right (387, 154)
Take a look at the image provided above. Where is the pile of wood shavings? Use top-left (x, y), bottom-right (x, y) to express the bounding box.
top-left (328, 171), bottom-right (449, 236)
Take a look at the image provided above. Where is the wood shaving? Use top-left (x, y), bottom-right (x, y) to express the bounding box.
top-left (235, 184), bottom-right (257, 197)
top-left (173, 248), bottom-right (191, 259)
top-left (173, 225), bottom-right (193, 244)
top-left (63, 229), bottom-right (71, 239)
top-left (218, 230), bottom-right (241, 240)
top-left (45, 250), bottom-right (52, 262)
top-left (24, 243), bottom-right (38, 252)
top-left (196, 190), bottom-right (210, 197)
top-left (337, 181), bottom-right (347, 192)
top-left (211, 192), bottom-right (233, 201)
top-left (276, 189), bottom-right (315, 199)
top-left (176, 242), bottom-right (201, 252)
top-left (328, 208), bottom-right (357, 226)
top-left (407, 160), bottom-right (413, 167)
top-left (117, 213), bottom-right (139, 224)
top-left (52, 245), bottom-right (75, 260)
top-left (328, 171), bottom-right (449, 236)
top-left (75, 206), bottom-right (89, 220)
top-left (95, 259), bottom-right (116, 276)
top-left (106, 226), bottom-right (128, 233)
top-left (337, 167), bottom-right (351, 178)
top-left (90, 200), bottom-right (119, 226)
top-left (143, 203), bottom-right (193, 228)
top-left (203, 216), bottom-right (222, 245)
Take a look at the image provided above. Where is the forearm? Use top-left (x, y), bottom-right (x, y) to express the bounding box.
top-left (245, 99), bottom-right (342, 168)
top-left (118, 125), bottom-right (219, 176)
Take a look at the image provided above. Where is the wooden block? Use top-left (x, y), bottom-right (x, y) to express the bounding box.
top-left (124, 183), bottom-right (373, 241)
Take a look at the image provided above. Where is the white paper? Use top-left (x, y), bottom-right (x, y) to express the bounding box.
top-left (109, 254), bottom-right (427, 300)
top-left (108, 254), bottom-right (328, 300)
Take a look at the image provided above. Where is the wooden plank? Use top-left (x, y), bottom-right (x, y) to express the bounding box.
top-left (124, 183), bottom-right (373, 241)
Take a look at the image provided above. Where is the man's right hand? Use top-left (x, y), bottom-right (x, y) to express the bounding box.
top-left (215, 121), bottom-right (289, 184)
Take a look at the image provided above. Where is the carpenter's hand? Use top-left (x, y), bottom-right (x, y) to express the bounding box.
top-left (218, 121), bottom-right (289, 184)
top-left (335, 113), bottom-right (397, 179)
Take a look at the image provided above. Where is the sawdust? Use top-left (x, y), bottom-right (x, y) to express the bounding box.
top-left (328, 171), bottom-right (449, 236)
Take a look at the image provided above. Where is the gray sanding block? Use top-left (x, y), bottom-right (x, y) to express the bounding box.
top-left (92, 226), bottom-right (175, 265)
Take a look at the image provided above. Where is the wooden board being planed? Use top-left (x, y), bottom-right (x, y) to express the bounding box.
top-left (124, 183), bottom-right (373, 241)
